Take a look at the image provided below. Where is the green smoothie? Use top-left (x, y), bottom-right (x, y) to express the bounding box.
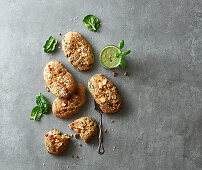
top-left (100, 46), bottom-right (121, 69)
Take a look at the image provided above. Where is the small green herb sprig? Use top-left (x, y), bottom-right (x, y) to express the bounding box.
top-left (30, 93), bottom-right (50, 121)
top-left (83, 15), bottom-right (100, 32)
top-left (115, 40), bottom-right (131, 68)
top-left (43, 36), bottom-right (57, 53)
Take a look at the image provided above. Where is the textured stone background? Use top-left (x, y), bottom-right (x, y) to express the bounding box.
top-left (0, 0), bottom-right (202, 170)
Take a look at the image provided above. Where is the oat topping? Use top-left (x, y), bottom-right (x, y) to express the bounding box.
top-left (124, 72), bottom-right (128, 76)
top-left (45, 86), bottom-right (50, 92)
top-left (112, 71), bottom-right (117, 77)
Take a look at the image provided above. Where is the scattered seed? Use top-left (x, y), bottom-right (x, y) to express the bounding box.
top-left (113, 148), bottom-right (115, 151)
top-left (112, 129), bottom-right (114, 131)
top-left (76, 155), bottom-right (79, 159)
top-left (111, 120), bottom-right (114, 123)
top-left (104, 129), bottom-right (107, 133)
top-left (71, 154), bottom-right (74, 158)
top-left (75, 133), bottom-right (79, 139)
top-left (113, 146), bottom-right (116, 149)
top-left (112, 71), bottom-right (117, 77)
top-left (124, 72), bottom-right (128, 76)
top-left (79, 143), bottom-right (82, 147)
top-left (45, 86), bottom-right (50, 92)
top-left (43, 163), bottom-right (46, 166)
top-left (58, 33), bottom-right (62, 36)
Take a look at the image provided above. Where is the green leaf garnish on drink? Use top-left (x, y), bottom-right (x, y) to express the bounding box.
top-left (115, 40), bottom-right (131, 68)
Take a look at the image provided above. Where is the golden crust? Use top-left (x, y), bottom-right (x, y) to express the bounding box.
top-left (52, 83), bottom-right (87, 119)
top-left (68, 117), bottom-right (98, 143)
top-left (62, 32), bottom-right (94, 71)
top-left (43, 60), bottom-right (76, 99)
top-left (44, 129), bottom-right (70, 155)
top-left (88, 74), bottom-right (122, 114)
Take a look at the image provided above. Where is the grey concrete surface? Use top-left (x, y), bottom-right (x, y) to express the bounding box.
top-left (0, 0), bottom-right (202, 169)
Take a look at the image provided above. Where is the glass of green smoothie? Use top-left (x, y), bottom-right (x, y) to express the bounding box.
top-left (100, 46), bottom-right (122, 69)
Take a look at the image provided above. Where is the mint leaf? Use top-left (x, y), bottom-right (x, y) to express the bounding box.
top-left (119, 40), bottom-right (124, 50)
top-left (121, 50), bottom-right (131, 56)
top-left (120, 57), bottom-right (126, 69)
top-left (115, 53), bottom-right (121, 58)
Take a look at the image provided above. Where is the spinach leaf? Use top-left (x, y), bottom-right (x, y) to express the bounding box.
top-left (43, 36), bottom-right (57, 53)
top-left (36, 93), bottom-right (50, 114)
top-left (120, 57), bottom-right (126, 69)
top-left (83, 15), bottom-right (100, 32)
top-left (119, 40), bottom-right (124, 50)
top-left (30, 106), bottom-right (43, 121)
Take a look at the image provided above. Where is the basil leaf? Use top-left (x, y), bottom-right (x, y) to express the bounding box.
top-left (121, 50), bottom-right (131, 56)
top-left (36, 93), bottom-right (50, 114)
top-left (83, 15), bottom-right (100, 32)
top-left (43, 36), bottom-right (57, 53)
top-left (115, 53), bottom-right (121, 58)
top-left (30, 106), bottom-right (43, 121)
top-left (120, 57), bottom-right (126, 69)
top-left (119, 40), bottom-right (124, 50)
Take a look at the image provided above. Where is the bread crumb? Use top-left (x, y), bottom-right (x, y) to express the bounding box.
top-left (58, 33), bottom-right (62, 36)
top-left (69, 134), bottom-right (73, 138)
top-left (75, 133), bottom-right (79, 139)
top-left (71, 154), bottom-right (74, 158)
top-left (111, 120), bottom-right (114, 123)
top-left (76, 155), bottom-right (79, 159)
top-left (45, 86), bottom-right (50, 92)
top-left (104, 129), bottom-right (107, 133)
top-left (112, 71), bottom-right (117, 77)
top-left (79, 143), bottom-right (82, 147)
top-left (124, 72), bottom-right (128, 76)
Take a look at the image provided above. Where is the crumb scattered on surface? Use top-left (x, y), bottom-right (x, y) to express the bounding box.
top-left (104, 129), bottom-right (107, 133)
top-left (58, 33), bottom-right (62, 36)
top-left (75, 133), bottom-right (79, 139)
top-left (112, 129), bottom-right (114, 131)
top-left (79, 143), bottom-right (82, 147)
top-left (43, 163), bottom-right (46, 166)
top-left (45, 86), bottom-right (50, 92)
top-left (113, 146), bottom-right (116, 149)
top-left (111, 120), bottom-right (114, 123)
top-left (76, 155), bottom-right (79, 159)
top-left (71, 154), bottom-right (74, 158)
top-left (69, 134), bottom-right (73, 138)
top-left (124, 72), bottom-right (128, 76)
top-left (112, 71), bottom-right (117, 77)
